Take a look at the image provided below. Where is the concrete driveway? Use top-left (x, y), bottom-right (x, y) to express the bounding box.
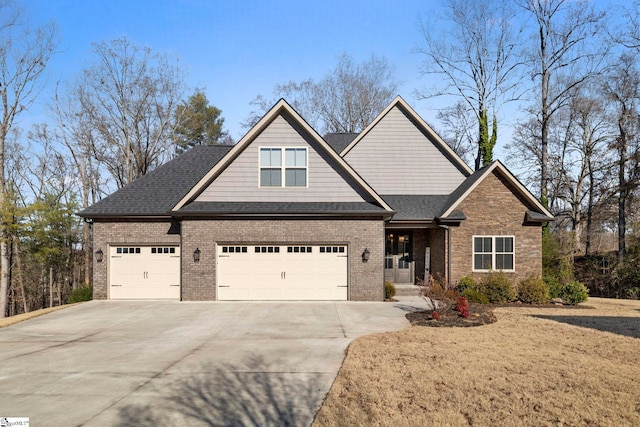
top-left (0, 298), bottom-right (429, 426)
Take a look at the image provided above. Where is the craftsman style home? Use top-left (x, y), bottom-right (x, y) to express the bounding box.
top-left (79, 97), bottom-right (553, 301)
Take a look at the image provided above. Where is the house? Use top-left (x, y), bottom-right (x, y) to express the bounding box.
top-left (79, 97), bottom-right (553, 301)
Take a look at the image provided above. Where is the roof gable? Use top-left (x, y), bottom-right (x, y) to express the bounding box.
top-left (172, 99), bottom-right (393, 212)
top-left (340, 96), bottom-right (472, 196)
top-left (439, 160), bottom-right (554, 220)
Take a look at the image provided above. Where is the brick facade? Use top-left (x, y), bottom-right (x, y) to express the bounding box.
top-left (448, 171), bottom-right (543, 285)
top-left (92, 219), bottom-right (180, 299)
top-left (181, 218), bottom-right (385, 301)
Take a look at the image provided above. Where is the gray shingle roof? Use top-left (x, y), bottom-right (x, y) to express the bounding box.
top-left (79, 145), bottom-right (232, 217)
top-left (174, 201), bottom-right (390, 216)
top-left (324, 133), bottom-right (359, 153)
top-left (381, 195), bottom-right (450, 220)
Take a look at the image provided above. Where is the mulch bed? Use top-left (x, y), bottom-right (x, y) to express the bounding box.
top-left (406, 301), bottom-right (594, 328)
top-left (406, 303), bottom-right (497, 327)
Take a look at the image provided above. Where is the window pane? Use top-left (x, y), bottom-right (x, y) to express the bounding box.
top-left (270, 169), bottom-right (281, 186)
top-left (496, 254), bottom-right (514, 270)
top-left (505, 237), bottom-right (513, 252)
top-left (260, 169), bottom-right (270, 186)
top-left (285, 169), bottom-right (295, 186)
top-left (285, 169), bottom-right (306, 186)
top-left (260, 148), bottom-right (270, 166)
top-left (296, 169), bottom-right (306, 186)
top-left (270, 148), bottom-right (281, 166)
top-left (296, 149), bottom-right (306, 166)
top-left (496, 237), bottom-right (504, 252)
top-left (285, 148), bottom-right (306, 167)
top-left (474, 237), bottom-right (482, 252)
top-left (474, 254), bottom-right (483, 270)
top-left (474, 237), bottom-right (492, 253)
top-left (261, 169), bottom-right (281, 186)
top-left (285, 148), bottom-right (296, 166)
top-left (475, 254), bottom-right (492, 270)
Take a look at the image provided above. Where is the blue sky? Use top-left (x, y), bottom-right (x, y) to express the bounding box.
top-left (31, 0), bottom-right (437, 141)
top-left (27, 0), bottom-right (622, 168)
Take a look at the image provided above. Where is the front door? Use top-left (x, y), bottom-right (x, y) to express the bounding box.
top-left (385, 231), bottom-right (414, 283)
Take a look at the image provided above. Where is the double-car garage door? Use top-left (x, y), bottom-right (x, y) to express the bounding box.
top-left (108, 243), bottom-right (348, 301)
top-left (217, 244), bottom-right (348, 301)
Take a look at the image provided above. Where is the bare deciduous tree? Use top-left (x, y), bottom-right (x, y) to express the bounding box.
top-left (416, 0), bottom-right (524, 169)
top-left (521, 0), bottom-right (606, 208)
top-left (0, 1), bottom-right (57, 317)
top-left (243, 54), bottom-right (397, 135)
top-left (434, 101), bottom-right (477, 166)
top-left (73, 38), bottom-right (185, 189)
top-left (601, 55), bottom-right (640, 262)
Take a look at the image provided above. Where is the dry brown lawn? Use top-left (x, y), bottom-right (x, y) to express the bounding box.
top-left (313, 298), bottom-right (640, 426)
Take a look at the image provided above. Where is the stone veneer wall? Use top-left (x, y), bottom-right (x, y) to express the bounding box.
top-left (181, 219), bottom-right (385, 301)
top-left (449, 171), bottom-right (543, 285)
top-left (92, 220), bottom-right (180, 299)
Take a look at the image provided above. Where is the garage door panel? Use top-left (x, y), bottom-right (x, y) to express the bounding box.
top-left (109, 246), bottom-right (180, 300)
top-left (218, 245), bottom-right (348, 301)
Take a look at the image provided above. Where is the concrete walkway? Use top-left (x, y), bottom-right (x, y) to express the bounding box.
top-left (0, 298), bottom-right (430, 426)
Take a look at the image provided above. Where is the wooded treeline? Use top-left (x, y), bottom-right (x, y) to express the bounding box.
top-left (2, 0), bottom-right (640, 317)
top-left (417, 0), bottom-right (640, 298)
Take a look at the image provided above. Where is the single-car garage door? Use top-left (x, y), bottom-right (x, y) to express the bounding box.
top-left (217, 244), bottom-right (348, 300)
top-left (109, 246), bottom-right (180, 299)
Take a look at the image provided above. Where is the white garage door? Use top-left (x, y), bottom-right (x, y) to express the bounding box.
top-left (109, 246), bottom-right (180, 299)
top-left (217, 244), bottom-right (348, 301)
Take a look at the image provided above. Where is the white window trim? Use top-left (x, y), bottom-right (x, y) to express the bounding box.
top-left (472, 235), bottom-right (515, 272)
top-left (258, 146), bottom-right (308, 188)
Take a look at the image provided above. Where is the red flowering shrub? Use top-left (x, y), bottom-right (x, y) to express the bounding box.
top-left (455, 296), bottom-right (470, 318)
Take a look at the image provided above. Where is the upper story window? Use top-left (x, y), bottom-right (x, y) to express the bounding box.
top-left (260, 147), bottom-right (307, 187)
top-left (473, 236), bottom-right (514, 272)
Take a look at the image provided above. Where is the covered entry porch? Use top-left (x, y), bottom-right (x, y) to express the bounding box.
top-left (384, 227), bottom-right (446, 285)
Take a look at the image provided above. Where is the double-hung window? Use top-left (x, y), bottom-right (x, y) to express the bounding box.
top-left (260, 147), bottom-right (307, 187)
top-left (473, 236), bottom-right (514, 271)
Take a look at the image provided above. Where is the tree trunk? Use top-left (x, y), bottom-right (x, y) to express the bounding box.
top-left (618, 154), bottom-right (626, 264)
top-left (14, 235), bottom-right (27, 314)
top-left (585, 163), bottom-right (594, 256)
top-left (49, 267), bottom-right (53, 308)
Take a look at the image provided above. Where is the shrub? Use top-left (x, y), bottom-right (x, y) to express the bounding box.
top-left (477, 271), bottom-right (514, 303)
top-left (419, 274), bottom-right (457, 317)
top-left (542, 232), bottom-right (574, 285)
top-left (546, 276), bottom-right (562, 299)
top-left (462, 288), bottom-right (489, 304)
top-left (553, 281), bottom-right (589, 305)
top-left (384, 281), bottom-right (396, 299)
top-left (67, 285), bottom-right (93, 304)
top-left (456, 275), bottom-right (476, 293)
top-left (455, 296), bottom-right (470, 318)
top-left (517, 276), bottom-right (550, 304)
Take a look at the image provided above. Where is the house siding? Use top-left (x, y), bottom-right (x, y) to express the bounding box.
top-left (449, 171), bottom-right (543, 285)
top-left (181, 219), bottom-right (384, 301)
top-left (92, 220), bottom-right (181, 300)
top-left (343, 106), bottom-right (467, 195)
top-left (196, 114), bottom-right (367, 203)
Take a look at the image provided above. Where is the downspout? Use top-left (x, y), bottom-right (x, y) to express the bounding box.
top-left (438, 224), bottom-right (451, 286)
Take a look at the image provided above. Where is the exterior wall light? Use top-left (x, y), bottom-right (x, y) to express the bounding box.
top-left (95, 249), bottom-right (104, 263)
top-left (193, 248), bottom-right (201, 262)
top-left (362, 248), bottom-right (370, 262)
